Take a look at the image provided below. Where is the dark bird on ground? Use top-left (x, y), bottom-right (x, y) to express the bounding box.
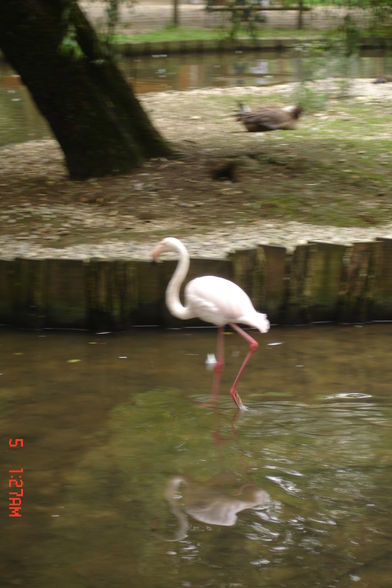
top-left (373, 75), bottom-right (392, 84)
top-left (236, 102), bottom-right (303, 133)
top-left (210, 160), bottom-right (238, 182)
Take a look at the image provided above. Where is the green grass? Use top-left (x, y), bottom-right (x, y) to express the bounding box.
top-left (110, 26), bottom-right (321, 44)
top-left (111, 28), bottom-right (225, 43)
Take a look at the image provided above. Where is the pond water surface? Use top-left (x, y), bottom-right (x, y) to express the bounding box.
top-left (1, 324), bottom-right (392, 587)
top-left (1, 49), bottom-right (391, 147)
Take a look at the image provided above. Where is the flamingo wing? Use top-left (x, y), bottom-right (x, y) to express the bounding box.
top-left (185, 276), bottom-right (254, 326)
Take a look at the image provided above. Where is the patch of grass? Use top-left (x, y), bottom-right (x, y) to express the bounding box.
top-left (247, 128), bottom-right (392, 227)
top-left (110, 27), bottom-right (226, 43)
top-left (110, 27), bottom-right (320, 44)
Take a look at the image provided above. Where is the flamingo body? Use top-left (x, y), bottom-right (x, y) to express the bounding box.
top-left (185, 275), bottom-right (269, 331)
top-left (153, 237), bottom-right (269, 409)
top-left (166, 476), bottom-right (270, 540)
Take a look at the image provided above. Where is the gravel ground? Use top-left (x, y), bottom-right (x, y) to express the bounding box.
top-left (1, 80), bottom-right (392, 261)
top-left (1, 219), bottom-right (391, 261)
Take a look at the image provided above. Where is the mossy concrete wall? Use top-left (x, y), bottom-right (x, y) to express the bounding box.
top-left (1, 239), bottom-right (391, 330)
top-left (120, 38), bottom-right (302, 57)
top-left (118, 37), bottom-right (391, 58)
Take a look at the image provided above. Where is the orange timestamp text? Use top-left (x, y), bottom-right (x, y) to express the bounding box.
top-left (9, 438), bottom-right (23, 518)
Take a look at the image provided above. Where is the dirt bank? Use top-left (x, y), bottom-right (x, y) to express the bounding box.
top-left (1, 80), bottom-right (392, 260)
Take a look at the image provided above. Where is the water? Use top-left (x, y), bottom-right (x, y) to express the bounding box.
top-left (0, 49), bottom-right (391, 147)
top-left (1, 324), bottom-right (392, 587)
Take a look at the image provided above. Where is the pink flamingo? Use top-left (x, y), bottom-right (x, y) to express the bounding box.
top-left (152, 237), bottom-right (270, 409)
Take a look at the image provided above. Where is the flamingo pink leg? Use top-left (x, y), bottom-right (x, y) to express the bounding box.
top-left (229, 323), bottom-right (259, 409)
top-left (211, 326), bottom-right (225, 404)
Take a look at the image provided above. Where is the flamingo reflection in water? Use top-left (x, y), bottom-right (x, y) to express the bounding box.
top-left (165, 474), bottom-right (270, 541)
top-left (152, 237), bottom-right (270, 410)
top-left (160, 390), bottom-right (270, 541)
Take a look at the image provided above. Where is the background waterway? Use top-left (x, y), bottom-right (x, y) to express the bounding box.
top-left (0, 49), bottom-right (391, 147)
top-left (1, 324), bottom-right (392, 586)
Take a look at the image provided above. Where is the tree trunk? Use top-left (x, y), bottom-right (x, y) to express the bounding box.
top-left (0, 0), bottom-right (172, 179)
top-left (173, 0), bottom-right (180, 27)
top-left (297, 0), bottom-right (304, 30)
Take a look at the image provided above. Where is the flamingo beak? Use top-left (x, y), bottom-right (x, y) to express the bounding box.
top-left (152, 242), bottom-right (163, 263)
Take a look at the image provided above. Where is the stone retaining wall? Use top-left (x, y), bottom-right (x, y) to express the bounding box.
top-left (120, 38), bottom-right (303, 57)
top-left (1, 239), bottom-right (391, 330)
top-left (122, 35), bottom-right (392, 57)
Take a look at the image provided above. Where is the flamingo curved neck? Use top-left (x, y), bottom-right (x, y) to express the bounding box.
top-left (166, 242), bottom-right (193, 320)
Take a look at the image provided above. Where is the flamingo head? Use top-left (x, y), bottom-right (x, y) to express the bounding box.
top-left (152, 237), bottom-right (184, 262)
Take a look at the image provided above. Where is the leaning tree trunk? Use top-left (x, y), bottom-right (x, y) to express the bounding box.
top-left (0, 0), bottom-right (172, 179)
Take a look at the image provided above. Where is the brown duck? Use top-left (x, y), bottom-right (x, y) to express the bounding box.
top-left (236, 102), bottom-right (303, 132)
top-left (373, 75), bottom-right (392, 84)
